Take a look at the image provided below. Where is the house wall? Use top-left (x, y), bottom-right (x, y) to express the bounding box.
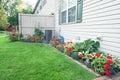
top-left (19, 14), bottom-right (55, 35)
top-left (55, 0), bottom-right (120, 57)
top-left (38, 0), bottom-right (56, 15)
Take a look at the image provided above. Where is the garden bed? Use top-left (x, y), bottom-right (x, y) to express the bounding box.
top-left (50, 37), bottom-right (120, 77)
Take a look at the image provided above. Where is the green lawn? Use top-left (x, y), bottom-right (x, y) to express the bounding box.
top-left (0, 34), bottom-right (96, 80)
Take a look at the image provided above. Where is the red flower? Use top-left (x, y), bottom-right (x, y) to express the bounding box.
top-left (5, 27), bottom-right (9, 31)
top-left (67, 48), bottom-right (73, 53)
top-left (57, 39), bottom-right (62, 44)
top-left (104, 64), bottom-right (110, 70)
top-left (67, 41), bottom-right (72, 44)
top-left (104, 70), bottom-right (111, 77)
top-left (9, 26), bottom-right (15, 31)
top-left (78, 53), bottom-right (84, 58)
top-left (107, 59), bottom-right (113, 65)
top-left (95, 53), bottom-right (101, 58)
top-left (107, 55), bottom-right (112, 59)
top-left (12, 33), bottom-right (16, 37)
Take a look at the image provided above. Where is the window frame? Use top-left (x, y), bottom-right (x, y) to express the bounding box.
top-left (39, 0), bottom-right (47, 11)
top-left (59, 0), bottom-right (83, 25)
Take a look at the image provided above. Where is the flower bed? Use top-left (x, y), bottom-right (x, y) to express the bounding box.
top-left (50, 37), bottom-right (120, 77)
top-left (24, 35), bottom-right (44, 43)
top-left (23, 28), bottom-right (44, 43)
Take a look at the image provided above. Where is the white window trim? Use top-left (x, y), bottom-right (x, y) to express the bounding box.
top-left (60, 0), bottom-right (78, 24)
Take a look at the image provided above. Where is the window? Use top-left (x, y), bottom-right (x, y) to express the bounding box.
top-left (77, 0), bottom-right (83, 22)
top-left (39, 0), bottom-right (47, 11)
top-left (68, 6), bottom-right (76, 22)
top-left (59, 0), bottom-right (83, 24)
top-left (43, 0), bottom-right (47, 6)
top-left (62, 11), bottom-right (66, 23)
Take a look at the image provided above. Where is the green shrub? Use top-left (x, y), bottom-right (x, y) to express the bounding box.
top-left (75, 39), bottom-right (100, 53)
top-left (8, 32), bottom-right (21, 42)
top-left (34, 28), bottom-right (44, 37)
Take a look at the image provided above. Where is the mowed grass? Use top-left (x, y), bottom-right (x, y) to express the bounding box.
top-left (0, 34), bottom-right (96, 80)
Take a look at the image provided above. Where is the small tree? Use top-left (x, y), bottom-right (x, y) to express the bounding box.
top-left (0, 6), bottom-right (8, 30)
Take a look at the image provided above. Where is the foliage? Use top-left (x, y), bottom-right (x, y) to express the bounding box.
top-left (50, 36), bottom-right (64, 52)
top-left (50, 37), bottom-right (120, 77)
top-left (1, 0), bottom-right (32, 26)
top-left (21, 4), bottom-right (33, 14)
top-left (34, 28), bottom-right (44, 37)
top-left (5, 25), bottom-right (15, 31)
top-left (77, 52), bottom-right (119, 77)
top-left (111, 57), bottom-right (120, 72)
top-left (8, 32), bottom-right (22, 42)
top-left (75, 39), bottom-right (100, 54)
top-left (50, 36), bottom-right (63, 46)
top-left (24, 35), bottom-right (44, 43)
top-left (64, 41), bottom-right (75, 55)
top-left (0, 6), bottom-right (8, 30)
top-left (1, 0), bottom-right (22, 26)
top-left (91, 56), bottom-right (107, 75)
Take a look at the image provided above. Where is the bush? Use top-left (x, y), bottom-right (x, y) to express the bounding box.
top-left (34, 28), bottom-right (44, 37)
top-left (75, 39), bottom-right (100, 54)
top-left (8, 32), bottom-right (22, 42)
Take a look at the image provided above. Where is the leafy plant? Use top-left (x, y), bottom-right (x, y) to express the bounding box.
top-left (64, 42), bottom-right (75, 55)
top-left (34, 28), bottom-right (44, 37)
top-left (91, 57), bottom-right (107, 75)
top-left (8, 32), bottom-right (20, 42)
top-left (75, 39), bottom-right (100, 53)
top-left (112, 57), bottom-right (120, 72)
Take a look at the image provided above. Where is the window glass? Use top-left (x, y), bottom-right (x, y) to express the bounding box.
top-left (77, 0), bottom-right (83, 22)
top-left (61, 11), bottom-right (66, 23)
top-left (68, 6), bottom-right (76, 22)
top-left (59, 0), bottom-right (82, 24)
top-left (43, 0), bottom-right (47, 6)
top-left (68, 0), bottom-right (77, 7)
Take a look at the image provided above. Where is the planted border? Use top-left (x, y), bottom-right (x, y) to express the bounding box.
top-left (49, 37), bottom-right (120, 77)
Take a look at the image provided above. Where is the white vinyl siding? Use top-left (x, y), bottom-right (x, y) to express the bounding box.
top-left (55, 0), bottom-right (120, 57)
top-left (37, 0), bottom-right (55, 15)
top-left (34, 0), bottom-right (47, 14)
